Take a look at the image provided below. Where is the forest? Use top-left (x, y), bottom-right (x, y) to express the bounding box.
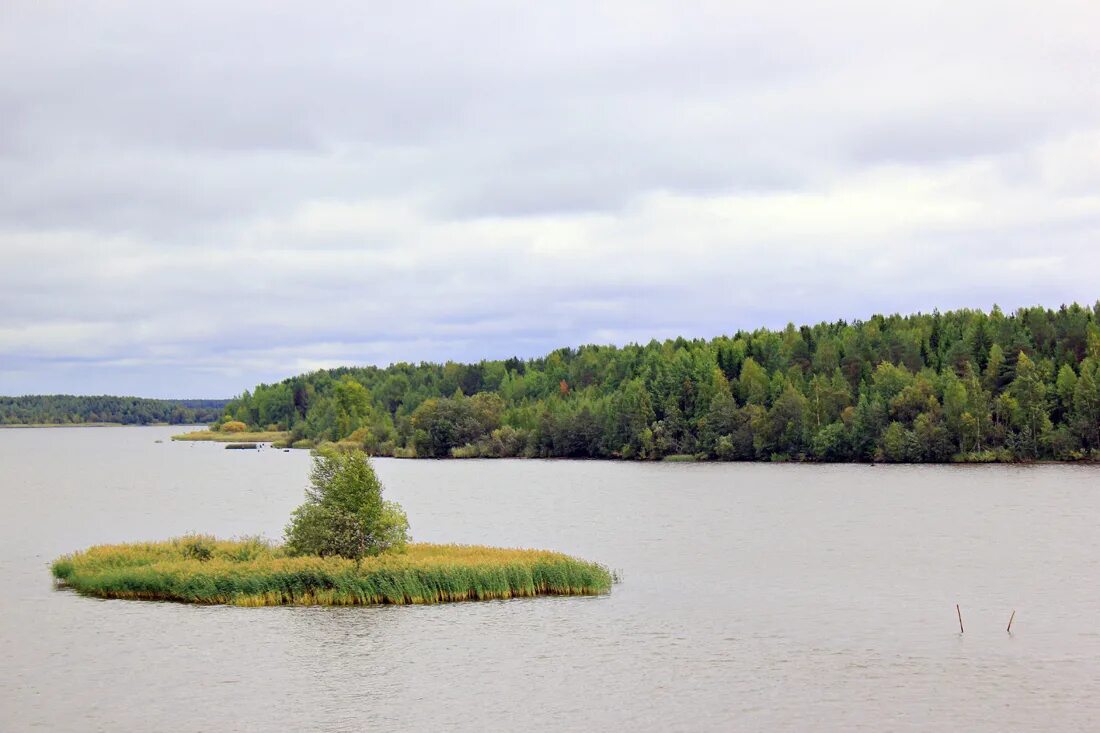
top-left (215, 303), bottom-right (1100, 462)
top-left (0, 396), bottom-right (227, 426)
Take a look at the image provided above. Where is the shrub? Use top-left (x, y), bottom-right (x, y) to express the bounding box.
top-left (713, 435), bottom-right (733, 460)
top-left (953, 448), bottom-right (1014, 463)
top-left (179, 534), bottom-right (215, 562)
top-left (227, 536), bottom-right (271, 562)
top-left (451, 443), bottom-right (482, 458)
top-left (347, 427), bottom-right (372, 448)
top-left (221, 420), bottom-right (248, 433)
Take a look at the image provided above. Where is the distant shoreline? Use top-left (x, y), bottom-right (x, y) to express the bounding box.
top-left (174, 428), bottom-right (1100, 464)
top-left (1, 396), bottom-right (227, 428)
top-left (1, 422), bottom-right (173, 429)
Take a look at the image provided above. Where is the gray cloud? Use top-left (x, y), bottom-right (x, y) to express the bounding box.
top-left (1, 0), bottom-right (1098, 396)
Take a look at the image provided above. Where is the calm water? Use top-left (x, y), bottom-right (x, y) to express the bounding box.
top-left (2, 427), bottom-right (1099, 731)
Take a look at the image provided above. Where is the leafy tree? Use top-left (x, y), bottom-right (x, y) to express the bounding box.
top-left (285, 447), bottom-right (409, 565)
top-left (607, 378), bottom-right (654, 455)
top-left (1054, 364), bottom-right (1077, 424)
top-left (1008, 352), bottom-right (1052, 458)
top-left (761, 382), bottom-right (809, 457)
top-left (961, 371), bottom-right (993, 452)
top-left (701, 371), bottom-right (738, 454)
top-left (890, 374), bottom-right (935, 424)
top-left (332, 376), bottom-right (373, 439)
top-left (737, 357), bottom-right (770, 406)
top-left (983, 343), bottom-right (1007, 393)
top-left (871, 362), bottom-right (913, 404)
top-left (882, 421), bottom-right (918, 462)
top-left (410, 392), bottom-right (500, 457)
top-left (812, 421), bottom-right (850, 461)
top-left (1072, 357), bottom-right (1100, 450)
top-left (941, 372), bottom-right (968, 452)
top-left (808, 369), bottom-right (851, 430)
top-left (914, 410), bottom-right (953, 461)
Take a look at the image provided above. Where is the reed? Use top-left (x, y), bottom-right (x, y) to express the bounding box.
top-left (171, 430), bottom-right (289, 443)
top-left (51, 538), bottom-right (613, 606)
top-left (661, 454), bottom-right (699, 462)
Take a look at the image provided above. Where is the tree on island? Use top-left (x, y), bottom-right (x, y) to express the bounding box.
top-left (284, 447), bottom-right (409, 566)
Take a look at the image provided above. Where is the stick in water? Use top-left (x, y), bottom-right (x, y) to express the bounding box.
top-left (957, 604), bottom-right (964, 634)
top-left (1007, 610), bottom-right (1016, 633)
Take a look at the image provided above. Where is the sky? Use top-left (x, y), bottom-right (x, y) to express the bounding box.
top-left (1, 1), bottom-right (1098, 398)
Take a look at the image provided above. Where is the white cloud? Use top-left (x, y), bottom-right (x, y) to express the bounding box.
top-left (0, 0), bottom-right (1098, 396)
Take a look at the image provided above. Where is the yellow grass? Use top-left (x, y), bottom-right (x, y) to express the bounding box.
top-left (51, 538), bottom-right (613, 606)
top-left (171, 430), bottom-right (290, 443)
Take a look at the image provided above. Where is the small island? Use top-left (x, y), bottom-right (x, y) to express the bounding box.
top-left (171, 420), bottom-right (289, 444)
top-left (51, 448), bottom-right (612, 606)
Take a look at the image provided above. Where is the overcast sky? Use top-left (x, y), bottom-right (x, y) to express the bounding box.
top-left (1, 1), bottom-right (1098, 398)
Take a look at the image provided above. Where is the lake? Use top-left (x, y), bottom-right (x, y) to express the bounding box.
top-left (2, 426), bottom-right (1098, 731)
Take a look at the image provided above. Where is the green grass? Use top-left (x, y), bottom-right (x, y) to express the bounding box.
top-left (172, 430), bottom-right (290, 443)
top-left (51, 537), bottom-right (613, 606)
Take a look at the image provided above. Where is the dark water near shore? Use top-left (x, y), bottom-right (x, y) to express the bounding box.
top-left (2, 426), bottom-right (1099, 731)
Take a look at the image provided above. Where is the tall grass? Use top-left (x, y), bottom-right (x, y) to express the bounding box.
top-left (661, 454), bottom-right (699, 462)
top-left (171, 430), bottom-right (289, 443)
top-left (51, 538), bottom-right (613, 606)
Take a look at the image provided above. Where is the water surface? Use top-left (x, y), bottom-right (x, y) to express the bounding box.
top-left (2, 427), bottom-right (1098, 731)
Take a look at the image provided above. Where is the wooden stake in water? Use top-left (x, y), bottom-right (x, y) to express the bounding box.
top-left (1007, 610), bottom-right (1016, 633)
top-left (956, 604), bottom-right (964, 634)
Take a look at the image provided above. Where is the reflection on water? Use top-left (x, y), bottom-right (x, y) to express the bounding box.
top-left (2, 426), bottom-right (1099, 731)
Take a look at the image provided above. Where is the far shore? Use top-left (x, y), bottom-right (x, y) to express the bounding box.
top-left (0, 422), bottom-right (190, 429)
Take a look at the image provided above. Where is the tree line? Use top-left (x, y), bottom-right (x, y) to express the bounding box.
top-left (216, 303), bottom-right (1100, 462)
top-left (0, 396), bottom-right (227, 426)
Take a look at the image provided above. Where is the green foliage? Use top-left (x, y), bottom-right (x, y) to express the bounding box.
top-left (0, 396), bottom-right (226, 426)
top-left (1007, 352), bottom-right (1052, 458)
top-left (410, 392), bottom-right (503, 457)
top-left (812, 422), bottom-right (850, 461)
top-left (737, 357), bottom-right (770, 406)
top-left (284, 448), bottom-right (409, 562)
top-left (882, 421), bottom-right (919, 462)
top-left (219, 301), bottom-right (1100, 463)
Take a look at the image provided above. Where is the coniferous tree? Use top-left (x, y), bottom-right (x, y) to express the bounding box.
top-left (210, 302), bottom-right (1100, 463)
